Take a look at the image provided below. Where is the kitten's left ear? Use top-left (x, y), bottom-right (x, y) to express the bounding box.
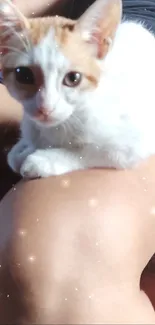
top-left (75, 0), bottom-right (122, 59)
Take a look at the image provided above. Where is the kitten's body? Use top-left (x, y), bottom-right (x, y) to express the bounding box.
top-left (2, 0), bottom-right (155, 177)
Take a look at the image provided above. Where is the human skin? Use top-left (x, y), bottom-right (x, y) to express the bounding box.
top-left (0, 165), bottom-right (155, 323)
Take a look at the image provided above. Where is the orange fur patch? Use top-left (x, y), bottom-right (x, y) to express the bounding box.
top-left (1, 15), bottom-right (101, 95)
top-left (27, 16), bottom-right (101, 87)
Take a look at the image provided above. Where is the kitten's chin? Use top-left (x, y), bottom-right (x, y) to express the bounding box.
top-left (31, 116), bottom-right (67, 128)
top-left (34, 119), bottom-right (58, 128)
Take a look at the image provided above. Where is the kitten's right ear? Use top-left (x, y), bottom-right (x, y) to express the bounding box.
top-left (75, 0), bottom-right (122, 59)
top-left (0, 0), bottom-right (29, 53)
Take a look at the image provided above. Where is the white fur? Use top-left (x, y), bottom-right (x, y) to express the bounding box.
top-left (8, 20), bottom-right (155, 178)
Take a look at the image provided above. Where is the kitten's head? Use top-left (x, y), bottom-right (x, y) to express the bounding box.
top-left (0, 0), bottom-right (122, 127)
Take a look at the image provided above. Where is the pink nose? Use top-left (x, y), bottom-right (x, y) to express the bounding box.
top-left (35, 107), bottom-right (50, 121)
top-left (38, 107), bottom-right (49, 116)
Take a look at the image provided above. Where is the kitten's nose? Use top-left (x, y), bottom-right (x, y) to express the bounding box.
top-left (35, 107), bottom-right (50, 121)
top-left (38, 107), bottom-right (49, 116)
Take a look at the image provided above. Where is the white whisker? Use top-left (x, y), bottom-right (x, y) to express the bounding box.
top-left (0, 23), bottom-right (31, 52)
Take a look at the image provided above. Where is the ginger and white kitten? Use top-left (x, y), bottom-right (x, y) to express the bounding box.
top-left (1, 0), bottom-right (155, 178)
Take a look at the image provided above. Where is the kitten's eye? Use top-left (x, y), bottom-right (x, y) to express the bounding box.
top-left (63, 71), bottom-right (82, 87)
top-left (15, 67), bottom-right (35, 85)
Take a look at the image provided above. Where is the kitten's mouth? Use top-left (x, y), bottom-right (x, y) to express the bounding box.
top-left (36, 114), bottom-right (51, 122)
top-left (34, 108), bottom-right (53, 123)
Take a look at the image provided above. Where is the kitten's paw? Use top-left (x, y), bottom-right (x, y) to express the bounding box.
top-left (20, 153), bottom-right (54, 178)
top-left (7, 141), bottom-right (33, 174)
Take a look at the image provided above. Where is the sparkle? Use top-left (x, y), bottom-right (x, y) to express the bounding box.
top-left (75, 287), bottom-right (78, 291)
top-left (88, 293), bottom-right (94, 299)
top-left (144, 188), bottom-right (147, 192)
top-left (7, 294), bottom-right (10, 298)
top-left (79, 156), bottom-right (83, 160)
top-left (65, 298), bottom-right (68, 301)
top-left (28, 255), bottom-right (36, 263)
top-left (69, 142), bottom-right (72, 145)
top-left (150, 207), bottom-right (155, 215)
top-left (61, 178), bottom-right (70, 188)
top-left (12, 183), bottom-right (16, 191)
top-left (32, 12), bottom-right (35, 15)
top-left (47, 2), bottom-right (50, 5)
top-left (97, 260), bottom-right (101, 263)
top-left (82, 31), bottom-right (91, 41)
top-left (88, 198), bottom-right (98, 207)
top-left (1, 3), bottom-right (11, 14)
top-left (142, 177), bottom-right (146, 180)
top-left (18, 229), bottom-right (27, 237)
top-left (96, 242), bottom-right (99, 246)
top-left (36, 218), bottom-right (39, 222)
top-left (0, 265), bottom-right (1, 268)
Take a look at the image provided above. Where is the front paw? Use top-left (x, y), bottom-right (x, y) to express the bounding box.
top-left (7, 141), bottom-right (33, 174)
top-left (20, 152), bottom-right (55, 178)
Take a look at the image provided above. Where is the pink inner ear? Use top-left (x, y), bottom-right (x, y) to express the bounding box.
top-left (91, 29), bottom-right (103, 59)
top-left (84, 25), bottom-right (106, 59)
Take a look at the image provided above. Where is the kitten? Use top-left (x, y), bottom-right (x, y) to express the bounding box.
top-left (1, 0), bottom-right (155, 178)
